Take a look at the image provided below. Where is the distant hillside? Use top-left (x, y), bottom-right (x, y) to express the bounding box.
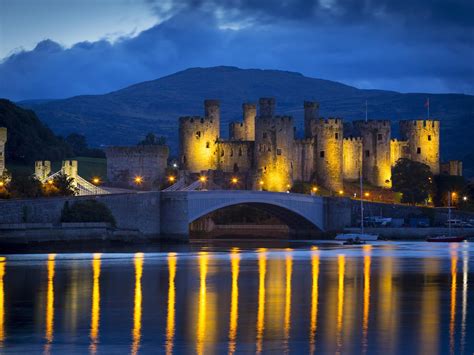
top-left (19, 66), bottom-right (474, 172)
top-left (0, 99), bottom-right (71, 164)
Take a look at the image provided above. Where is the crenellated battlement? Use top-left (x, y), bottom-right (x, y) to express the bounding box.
top-left (400, 119), bottom-right (440, 130)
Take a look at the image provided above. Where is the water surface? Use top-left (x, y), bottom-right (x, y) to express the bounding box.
top-left (0, 241), bottom-right (473, 354)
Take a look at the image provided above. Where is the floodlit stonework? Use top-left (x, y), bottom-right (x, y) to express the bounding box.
top-left (0, 127), bottom-right (6, 176)
top-left (178, 99), bottom-right (442, 192)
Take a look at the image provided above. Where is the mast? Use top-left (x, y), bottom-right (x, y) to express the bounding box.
top-left (448, 191), bottom-right (452, 237)
top-left (365, 100), bottom-right (368, 122)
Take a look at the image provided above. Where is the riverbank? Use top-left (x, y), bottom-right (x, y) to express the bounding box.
top-left (344, 227), bottom-right (474, 239)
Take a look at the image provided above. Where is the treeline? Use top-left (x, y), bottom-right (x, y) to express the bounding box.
top-left (0, 99), bottom-right (104, 164)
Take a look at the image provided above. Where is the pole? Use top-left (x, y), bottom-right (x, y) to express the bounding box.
top-left (427, 98), bottom-right (430, 119)
top-left (448, 191), bottom-right (452, 237)
top-left (365, 100), bottom-right (368, 122)
top-left (360, 166), bottom-right (364, 233)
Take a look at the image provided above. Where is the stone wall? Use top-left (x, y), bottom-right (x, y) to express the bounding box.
top-left (217, 141), bottom-right (254, 173)
top-left (105, 145), bottom-right (169, 188)
top-left (0, 192), bottom-right (161, 236)
top-left (390, 139), bottom-right (409, 166)
top-left (343, 137), bottom-right (362, 181)
top-left (229, 121), bottom-right (246, 140)
top-left (441, 160), bottom-right (463, 176)
top-left (293, 138), bottom-right (315, 182)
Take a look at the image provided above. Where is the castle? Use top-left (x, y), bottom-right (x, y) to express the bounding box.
top-left (0, 127), bottom-right (6, 177)
top-left (178, 98), bottom-right (443, 192)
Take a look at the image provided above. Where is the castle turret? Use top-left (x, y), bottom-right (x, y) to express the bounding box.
top-left (354, 120), bottom-right (392, 187)
top-left (229, 121), bottom-right (246, 140)
top-left (255, 98), bottom-right (294, 191)
top-left (243, 103), bottom-right (256, 141)
top-left (399, 120), bottom-right (440, 174)
top-left (259, 98), bottom-right (275, 118)
top-left (62, 160), bottom-right (78, 181)
top-left (179, 100), bottom-right (220, 172)
top-left (0, 127), bottom-right (6, 176)
top-left (314, 118), bottom-right (344, 192)
top-left (35, 161), bottom-right (51, 181)
top-left (304, 101), bottom-right (319, 138)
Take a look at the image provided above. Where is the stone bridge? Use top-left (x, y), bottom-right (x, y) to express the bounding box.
top-left (160, 190), bottom-right (349, 240)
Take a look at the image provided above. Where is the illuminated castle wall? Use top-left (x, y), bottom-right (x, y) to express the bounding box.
top-left (178, 99), bottom-right (441, 192)
top-left (0, 127), bottom-right (6, 176)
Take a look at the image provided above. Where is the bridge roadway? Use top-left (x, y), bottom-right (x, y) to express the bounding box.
top-left (160, 190), bottom-right (350, 240)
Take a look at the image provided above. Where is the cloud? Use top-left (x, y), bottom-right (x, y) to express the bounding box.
top-left (1, 0), bottom-right (473, 100)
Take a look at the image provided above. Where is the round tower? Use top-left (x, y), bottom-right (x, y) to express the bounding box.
top-left (314, 118), bottom-right (344, 192)
top-left (354, 120), bottom-right (392, 188)
top-left (179, 114), bottom-right (219, 173)
top-left (258, 98), bottom-right (275, 118)
top-left (304, 101), bottom-right (319, 138)
top-left (399, 120), bottom-right (440, 174)
top-left (204, 99), bottom-right (220, 135)
top-left (254, 114), bottom-right (294, 192)
top-left (243, 103), bottom-right (256, 141)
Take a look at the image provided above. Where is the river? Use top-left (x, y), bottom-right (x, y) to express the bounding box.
top-left (0, 241), bottom-right (472, 354)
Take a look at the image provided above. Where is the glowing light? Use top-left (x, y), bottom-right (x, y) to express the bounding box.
top-left (309, 252), bottom-right (319, 354)
top-left (362, 245), bottom-right (372, 352)
top-left (90, 254), bottom-right (101, 354)
top-left (364, 192), bottom-right (370, 197)
top-left (312, 186), bottom-right (318, 192)
top-left (199, 176), bottom-right (207, 183)
top-left (338, 190), bottom-right (344, 195)
top-left (0, 182), bottom-right (4, 187)
top-left (461, 251), bottom-right (469, 353)
top-left (134, 176), bottom-right (143, 184)
top-left (0, 257), bottom-right (5, 345)
top-left (463, 196), bottom-right (468, 201)
top-left (336, 255), bottom-right (345, 351)
top-left (92, 177), bottom-right (100, 185)
top-left (166, 253), bottom-right (177, 355)
top-left (450, 252), bottom-right (458, 353)
top-left (131, 253), bottom-right (144, 355)
top-left (228, 249), bottom-right (240, 354)
top-left (283, 252), bottom-right (293, 352)
top-left (286, 184), bottom-right (291, 188)
top-left (256, 248), bottom-right (267, 354)
top-left (47, 180), bottom-right (54, 185)
top-left (45, 254), bottom-right (56, 350)
top-left (172, 163), bottom-right (178, 168)
top-left (197, 252), bottom-right (208, 355)
top-left (168, 176), bottom-right (175, 183)
top-left (231, 177), bottom-right (238, 184)
top-left (259, 180), bottom-right (264, 186)
top-left (420, 258), bottom-right (440, 354)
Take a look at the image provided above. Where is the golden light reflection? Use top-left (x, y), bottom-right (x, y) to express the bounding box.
top-left (166, 253), bottom-right (177, 355)
top-left (420, 258), bottom-right (440, 354)
top-left (45, 254), bottom-right (56, 353)
top-left (256, 248), bottom-right (267, 354)
top-left (283, 251), bottom-right (293, 353)
top-left (0, 258), bottom-right (5, 346)
top-left (461, 250), bottom-right (468, 353)
top-left (90, 253), bottom-right (101, 354)
top-left (336, 254), bottom-right (345, 351)
top-left (131, 253), bottom-right (144, 355)
top-left (228, 248), bottom-right (240, 354)
top-left (362, 245), bottom-right (372, 353)
top-left (196, 252), bottom-right (208, 355)
top-left (309, 251), bottom-right (320, 354)
top-left (449, 251), bottom-right (458, 354)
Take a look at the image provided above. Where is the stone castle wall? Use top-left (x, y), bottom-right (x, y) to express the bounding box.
top-left (400, 120), bottom-right (440, 174)
top-left (390, 139), bottom-right (409, 166)
top-left (105, 145), bottom-right (169, 188)
top-left (0, 127), bottom-right (6, 176)
top-left (217, 140), bottom-right (254, 173)
top-left (229, 121), bottom-right (246, 140)
top-left (354, 120), bottom-right (392, 188)
top-left (343, 137), bottom-right (362, 181)
top-left (293, 138), bottom-right (315, 182)
top-left (313, 118), bottom-right (344, 191)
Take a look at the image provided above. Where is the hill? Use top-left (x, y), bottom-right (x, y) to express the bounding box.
top-left (19, 66), bottom-right (474, 170)
top-left (0, 99), bottom-right (71, 164)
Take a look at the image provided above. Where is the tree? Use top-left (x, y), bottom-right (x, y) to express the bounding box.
top-left (391, 158), bottom-right (433, 205)
top-left (7, 173), bottom-right (44, 198)
top-left (433, 174), bottom-right (466, 207)
top-left (61, 200), bottom-right (116, 227)
top-left (65, 133), bottom-right (105, 158)
top-left (138, 133), bottom-right (166, 146)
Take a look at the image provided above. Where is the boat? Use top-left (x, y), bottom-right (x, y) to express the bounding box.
top-left (426, 191), bottom-right (465, 243)
top-left (336, 165), bottom-right (379, 242)
top-left (342, 236), bottom-right (366, 245)
top-left (426, 235), bottom-right (466, 243)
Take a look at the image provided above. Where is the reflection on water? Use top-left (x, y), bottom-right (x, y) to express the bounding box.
top-left (131, 253), bottom-right (143, 355)
top-left (0, 242), bottom-right (474, 353)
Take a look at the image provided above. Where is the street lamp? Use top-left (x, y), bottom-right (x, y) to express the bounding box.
top-left (338, 190), bottom-right (344, 196)
top-left (92, 177), bottom-right (100, 185)
top-left (168, 176), bottom-right (176, 183)
top-left (231, 177), bottom-right (238, 184)
top-left (463, 196), bottom-right (468, 201)
top-left (134, 176), bottom-right (143, 185)
top-left (364, 192), bottom-right (370, 198)
top-left (312, 186), bottom-right (318, 192)
top-left (199, 176), bottom-right (207, 183)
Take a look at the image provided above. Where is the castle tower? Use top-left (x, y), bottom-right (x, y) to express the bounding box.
top-left (35, 161), bottom-right (51, 181)
top-left (343, 137), bottom-right (362, 181)
top-left (254, 98), bottom-right (294, 191)
top-left (61, 160), bottom-right (78, 179)
top-left (304, 101), bottom-right (319, 138)
top-left (314, 118), bottom-right (344, 192)
top-left (354, 120), bottom-right (392, 187)
top-left (243, 103), bottom-right (256, 141)
top-left (259, 98), bottom-right (275, 118)
top-left (0, 127), bottom-right (6, 176)
top-left (179, 100), bottom-right (220, 172)
top-left (229, 122), bottom-right (246, 140)
top-left (399, 120), bottom-right (440, 174)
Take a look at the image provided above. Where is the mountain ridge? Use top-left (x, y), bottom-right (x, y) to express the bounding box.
top-left (17, 66), bottom-right (474, 174)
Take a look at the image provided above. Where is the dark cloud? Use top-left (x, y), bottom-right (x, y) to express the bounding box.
top-left (1, 0), bottom-right (473, 100)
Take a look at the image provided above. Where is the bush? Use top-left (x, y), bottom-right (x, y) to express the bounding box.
top-left (61, 199), bottom-right (116, 227)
